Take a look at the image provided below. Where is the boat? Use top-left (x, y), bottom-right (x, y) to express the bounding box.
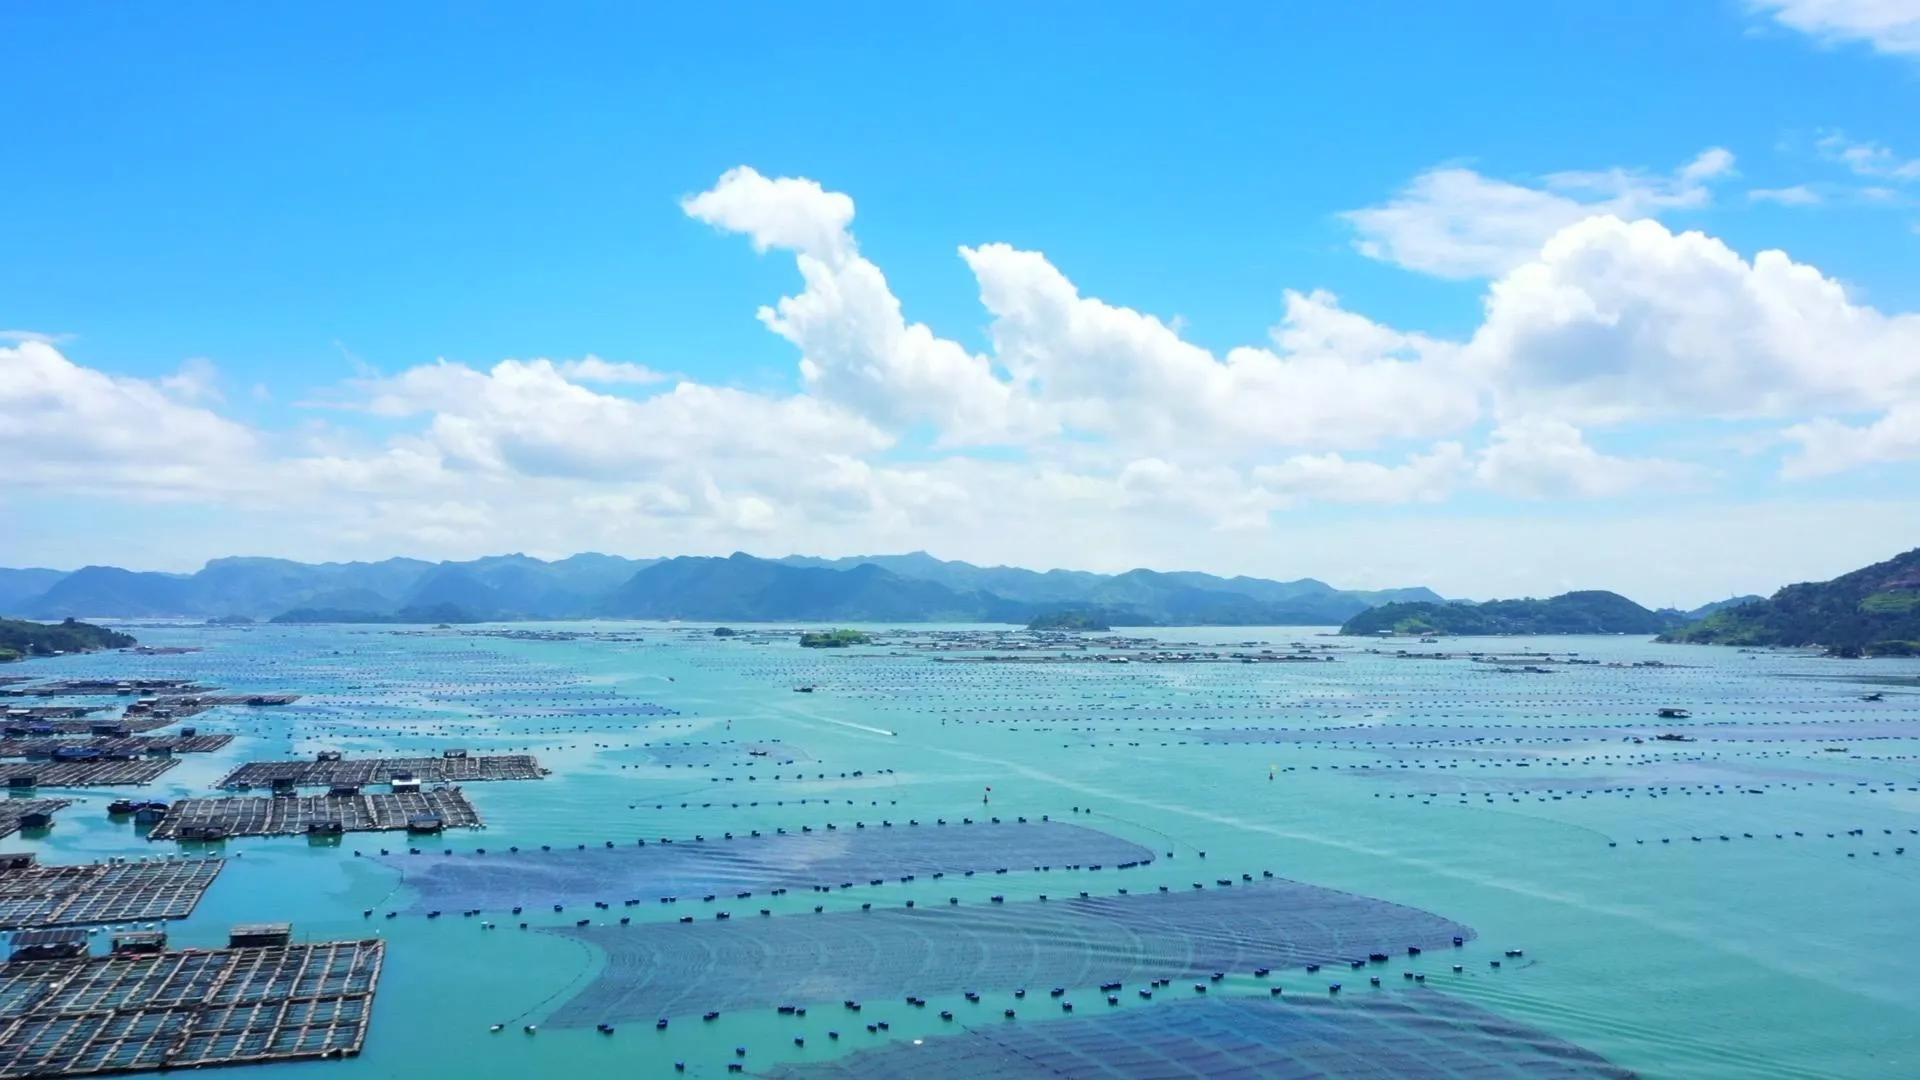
top-left (1656, 707), bottom-right (1691, 719)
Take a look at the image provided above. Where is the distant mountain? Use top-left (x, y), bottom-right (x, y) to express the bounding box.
top-left (9, 552), bottom-right (654, 621)
top-left (596, 554), bottom-right (1015, 621)
top-left (269, 602), bottom-right (485, 625)
top-left (1, 549), bottom-right (1434, 626)
top-left (1341, 591), bottom-right (1684, 636)
top-left (0, 568), bottom-right (72, 615)
top-left (775, 551), bottom-right (1432, 624)
top-left (1660, 548), bottom-right (1920, 656)
top-left (1685, 595), bottom-right (1766, 620)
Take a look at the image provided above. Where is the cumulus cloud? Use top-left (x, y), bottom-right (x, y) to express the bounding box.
top-left (16, 162), bottom-right (1920, 584)
top-left (960, 247), bottom-right (1482, 451)
top-left (1474, 418), bottom-right (1706, 497)
top-left (1752, 0), bottom-right (1920, 60)
top-left (0, 340), bottom-right (256, 495)
top-left (684, 167), bottom-right (1045, 444)
top-left (1341, 148), bottom-right (1735, 278)
top-left (1470, 216), bottom-right (1920, 423)
top-left (1782, 403), bottom-right (1920, 476)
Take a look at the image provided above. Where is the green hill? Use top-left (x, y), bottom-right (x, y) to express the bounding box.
top-left (1660, 548), bottom-right (1920, 656)
top-left (0, 617), bottom-right (135, 661)
top-left (1341, 591), bottom-right (1680, 636)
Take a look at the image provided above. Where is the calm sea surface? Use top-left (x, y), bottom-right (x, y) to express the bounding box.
top-left (8, 622), bottom-right (1918, 1078)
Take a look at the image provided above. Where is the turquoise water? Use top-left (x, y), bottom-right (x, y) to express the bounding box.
top-left (7, 623), bottom-right (1919, 1078)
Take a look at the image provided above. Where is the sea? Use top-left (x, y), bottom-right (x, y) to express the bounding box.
top-left (5, 621), bottom-right (1917, 1079)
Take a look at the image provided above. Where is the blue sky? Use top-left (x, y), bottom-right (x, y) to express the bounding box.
top-left (4, 2), bottom-right (1920, 605)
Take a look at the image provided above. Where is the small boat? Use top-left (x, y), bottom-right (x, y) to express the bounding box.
top-left (1862, 692), bottom-right (1885, 702)
top-left (1656, 707), bottom-right (1691, 719)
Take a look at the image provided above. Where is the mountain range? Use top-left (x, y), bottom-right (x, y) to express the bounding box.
top-left (0, 551), bottom-right (1443, 626)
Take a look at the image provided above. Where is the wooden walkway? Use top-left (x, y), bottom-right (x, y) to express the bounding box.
top-left (219, 754), bottom-right (543, 790)
top-left (0, 939), bottom-right (383, 1077)
top-left (148, 790), bottom-right (482, 841)
top-left (0, 859), bottom-right (224, 930)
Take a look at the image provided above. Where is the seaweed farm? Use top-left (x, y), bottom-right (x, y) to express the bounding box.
top-left (0, 622), bottom-right (1916, 1078)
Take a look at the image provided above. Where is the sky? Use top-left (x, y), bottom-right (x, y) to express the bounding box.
top-left (4, 1), bottom-right (1920, 606)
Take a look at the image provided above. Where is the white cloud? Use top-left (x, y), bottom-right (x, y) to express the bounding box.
top-left (682, 166), bottom-right (855, 261)
top-left (959, 247), bottom-right (1482, 451)
top-left (1817, 131), bottom-right (1920, 180)
top-left (1782, 403), bottom-right (1920, 476)
top-left (554, 356), bottom-right (669, 385)
top-left (16, 164), bottom-right (1920, 602)
top-left (1474, 417), bottom-right (1706, 497)
top-left (1470, 216), bottom-right (1920, 423)
top-left (1342, 148), bottom-right (1735, 278)
top-left (685, 167), bottom-right (1046, 445)
top-left (1752, 0), bottom-right (1920, 60)
top-left (0, 340), bottom-right (256, 495)
top-left (1749, 185), bottom-right (1824, 205)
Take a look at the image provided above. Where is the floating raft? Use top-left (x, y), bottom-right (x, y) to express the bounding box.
top-left (0, 736), bottom-right (233, 760)
top-left (219, 754), bottom-right (543, 790)
top-left (0, 939), bottom-right (384, 1078)
top-left (0, 858), bottom-right (223, 930)
top-left (0, 761), bottom-right (177, 788)
top-left (0, 717), bottom-right (174, 737)
top-left (148, 790), bottom-right (482, 841)
top-left (0, 802), bottom-right (71, 840)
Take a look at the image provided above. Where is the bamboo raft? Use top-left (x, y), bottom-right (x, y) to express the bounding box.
top-left (0, 858), bottom-right (223, 930)
top-left (147, 790), bottom-right (482, 841)
top-left (0, 939), bottom-right (384, 1077)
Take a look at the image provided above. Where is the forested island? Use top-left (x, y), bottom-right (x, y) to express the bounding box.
top-left (798, 629), bottom-right (873, 648)
top-left (0, 617), bottom-right (135, 661)
top-left (1340, 591), bottom-right (1682, 636)
top-left (1660, 547), bottom-right (1920, 656)
top-left (269, 603), bottom-right (483, 625)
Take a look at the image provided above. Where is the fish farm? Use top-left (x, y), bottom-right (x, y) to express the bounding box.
top-left (0, 937), bottom-right (384, 1077)
top-left (218, 753), bottom-right (545, 790)
top-left (145, 790), bottom-right (482, 841)
top-left (0, 761), bottom-right (177, 788)
top-left (0, 857), bottom-right (223, 929)
top-left (0, 802), bottom-right (71, 840)
top-left (0, 735), bottom-right (234, 759)
top-left (0, 620), bottom-right (1913, 1077)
